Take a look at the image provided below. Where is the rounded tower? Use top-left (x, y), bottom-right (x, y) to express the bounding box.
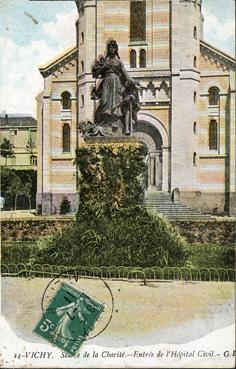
top-left (171, 0), bottom-right (202, 192)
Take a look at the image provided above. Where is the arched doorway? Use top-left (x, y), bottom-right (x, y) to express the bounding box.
top-left (133, 120), bottom-right (163, 190)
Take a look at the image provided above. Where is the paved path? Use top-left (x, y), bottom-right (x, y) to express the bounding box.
top-left (1, 277), bottom-right (235, 347)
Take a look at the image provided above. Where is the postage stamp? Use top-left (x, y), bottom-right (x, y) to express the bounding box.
top-left (34, 281), bottom-right (105, 356)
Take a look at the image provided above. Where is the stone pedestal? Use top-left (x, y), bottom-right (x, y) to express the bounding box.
top-left (84, 136), bottom-right (138, 145)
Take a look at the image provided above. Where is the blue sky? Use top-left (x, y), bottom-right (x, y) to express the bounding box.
top-left (0, 0), bottom-right (234, 116)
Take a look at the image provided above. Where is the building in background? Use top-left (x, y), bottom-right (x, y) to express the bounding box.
top-left (36, 46), bottom-right (77, 215)
top-left (36, 0), bottom-right (235, 216)
top-left (0, 114), bottom-right (37, 169)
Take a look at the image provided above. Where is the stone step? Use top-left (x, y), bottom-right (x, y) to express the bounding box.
top-left (146, 203), bottom-right (196, 207)
top-left (147, 202), bottom-right (197, 207)
top-left (147, 208), bottom-right (202, 214)
top-left (147, 211), bottom-right (202, 216)
top-left (148, 211), bottom-right (205, 215)
top-left (145, 191), bottom-right (210, 219)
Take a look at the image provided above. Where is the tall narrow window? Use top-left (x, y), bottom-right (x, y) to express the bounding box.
top-left (194, 56), bottom-right (197, 68)
top-left (194, 91), bottom-right (197, 103)
top-left (193, 152), bottom-right (197, 165)
top-left (208, 87), bottom-right (220, 105)
top-left (194, 26), bottom-right (197, 39)
top-left (130, 1), bottom-right (146, 41)
top-left (139, 49), bottom-right (146, 67)
top-left (209, 120), bottom-right (218, 150)
top-left (10, 130), bottom-right (15, 146)
top-left (81, 94), bottom-right (84, 107)
top-left (130, 49), bottom-right (137, 68)
top-left (81, 32), bottom-right (84, 44)
top-left (63, 124), bottom-right (70, 153)
top-left (81, 60), bottom-right (84, 72)
top-left (193, 122), bottom-right (197, 134)
top-left (61, 91), bottom-right (71, 110)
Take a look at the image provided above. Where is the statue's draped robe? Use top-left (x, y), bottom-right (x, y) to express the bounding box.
top-left (92, 58), bottom-right (133, 127)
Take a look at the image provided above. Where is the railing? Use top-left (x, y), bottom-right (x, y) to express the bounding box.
top-left (1, 264), bottom-right (235, 282)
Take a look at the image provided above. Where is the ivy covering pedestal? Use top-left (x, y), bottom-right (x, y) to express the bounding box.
top-left (76, 142), bottom-right (148, 218)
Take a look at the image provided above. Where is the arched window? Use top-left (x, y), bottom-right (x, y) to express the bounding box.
top-left (139, 49), bottom-right (146, 68)
top-left (130, 49), bottom-right (137, 68)
top-left (208, 87), bottom-right (220, 106)
top-left (193, 121), bottom-right (197, 134)
top-left (194, 56), bottom-right (197, 67)
top-left (194, 91), bottom-right (197, 103)
top-left (209, 120), bottom-right (218, 150)
top-left (61, 91), bottom-right (71, 110)
top-left (193, 152), bottom-right (197, 165)
top-left (194, 26), bottom-right (197, 39)
top-left (63, 124), bottom-right (70, 153)
top-left (130, 0), bottom-right (146, 41)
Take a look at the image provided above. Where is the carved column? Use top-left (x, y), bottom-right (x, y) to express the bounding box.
top-left (156, 152), bottom-right (162, 191)
top-left (162, 146), bottom-right (169, 191)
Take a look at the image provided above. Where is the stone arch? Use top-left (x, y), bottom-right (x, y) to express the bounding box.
top-left (55, 87), bottom-right (76, 99)
top-left (137, 112), bottom-right (169, 147)
top-left (133, 125), bottom-right (162, 152)
top-left (133, 116), bottom-right (169, 191)
top-left (135, 132), bottom-right (156, 152)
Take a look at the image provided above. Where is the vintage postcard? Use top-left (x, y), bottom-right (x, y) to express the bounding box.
top-left (0, 0), bottom-right (235, 368)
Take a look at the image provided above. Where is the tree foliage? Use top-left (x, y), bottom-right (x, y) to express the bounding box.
top-left (6, 173), bottom-right (22, 210)
top-left (1, 167), bottom-right (35, 210)
top-left (0, 138), bottom-right (15, 165)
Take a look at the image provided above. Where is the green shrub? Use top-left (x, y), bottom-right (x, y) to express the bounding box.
top-left (183, 243), bottom-right (235, 269)
top-left (3, 240), bottom-right (234, 269)
top-left (37, 143), bottom-right (187, 267)
top-left (1, 218), bottom-right (74, 241)
top-left (2, 241), bottom-right (40, 264)
top-left (37, 207), bottom-right (186, 267)
top-left (60, 196), bottom-right (71, 214)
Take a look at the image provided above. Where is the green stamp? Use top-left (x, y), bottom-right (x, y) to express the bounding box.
top-left (34, 282), bottom-right (105, 356)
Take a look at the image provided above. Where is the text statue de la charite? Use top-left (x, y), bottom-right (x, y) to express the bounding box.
top-left (79, 40), bottom-right (140, 137)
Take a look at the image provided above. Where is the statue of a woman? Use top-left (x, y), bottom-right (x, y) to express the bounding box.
top-left (91, 40), bottom-right (140, 135)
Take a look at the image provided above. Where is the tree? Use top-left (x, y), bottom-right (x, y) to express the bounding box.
top-left (6, 173), bottom-right (22, 210)
top-left (21, 175), bottom-right (32, 212)
top-left (1, 168), bottom-right (35, 210)
top-left (0, 138), bottom-right (15, 165)
top-left (1, 167), bottom-right (15, 194)
top-left (26, 136), bottom-right (36, 163)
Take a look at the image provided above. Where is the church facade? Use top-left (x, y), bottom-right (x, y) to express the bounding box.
top-left (36, 0), bottom-right (236, 216)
